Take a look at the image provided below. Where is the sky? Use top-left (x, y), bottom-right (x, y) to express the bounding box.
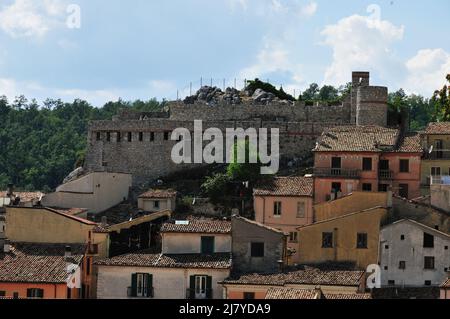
top-left (0, 0), bottom-right (449, 106)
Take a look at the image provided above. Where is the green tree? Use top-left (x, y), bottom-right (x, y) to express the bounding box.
top-left (433, 74), bottom-right (450, 121)
top-left (318, 85), bottom-right (339, 101)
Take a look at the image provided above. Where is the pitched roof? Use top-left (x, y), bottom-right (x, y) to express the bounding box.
top-left (441, 278), bottom-right (450, 288)
top-left (382, 219), bottom-right (450, 239)
top-left (324, 293), bottom-right (372, 300)
top-left (232, 215), bottom-right (286, 235)
top-left (95, 252), bottom-right (231, 269)
top-left (313, 125), bottom-right (422, 153)
top-left (0, 243), bottom-right (85, 283)
top-left (0, 191), bottom-right (44, 202)
top-left (222, 267), bottom-right (364, 287)
top-left (253, 177), bottom-right (313, 197)
top-left (265, 287), bottom-right (318, 299)
top-left (161, 217), bottom-right (231, 234)
top-left (424, 122), bottom-right (450, 135)
top-left (139, 189), bottom-right (177, 199)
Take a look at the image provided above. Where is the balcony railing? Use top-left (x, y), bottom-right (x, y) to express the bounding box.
top-left (430, 175), bottom-right (450, 185)
top-left (424, 150), bottom-right (450, 160)
top-left (313, 168), bottom-right (361, 179)
top-left (378, 170), bottom-right (394, 180)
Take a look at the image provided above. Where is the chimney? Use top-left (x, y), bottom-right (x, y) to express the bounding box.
top-left (314, 286), bottom-right (323, 299)
top-left (3, 239), bottom-right (11, 253)
top-left (277, 259), bottom-right (284, 273)
top-left (6, 184), bottom-right (13, 198)
top-left (101, 216), bottom-right (108, 226)
top-left (64, 245), bottom-right (72, 260)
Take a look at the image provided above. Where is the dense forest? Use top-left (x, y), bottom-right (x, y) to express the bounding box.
top-left (0, 75), bottom-right (448, 192)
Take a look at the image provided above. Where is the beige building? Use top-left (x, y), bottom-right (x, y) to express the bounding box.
top-left (138, 189), bottom-right (177, 213)
top-left (95, 217), bottom-right (232, 299)
top-left (42, 172), bottom-right (132, 214)
top-left (420, 122), bottom-right (450, 195)
top-left (253, 176), bottom-right (313, 262)
top-left (297, 207), bottom-right (388, 269)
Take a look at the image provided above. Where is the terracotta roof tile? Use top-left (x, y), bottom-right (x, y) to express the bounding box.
top-left (223, 267), bottom-right (364, 287)
top-left (139, 189), bottom-right (177, 199)
top-left (0, 243), bottom-right (85, 283)
top-left (314, 125), bottom-right (422, 153)
top-left (324, 293), bottom-right (372, 299)
top-left (0, 191), bottom-right (44, 203)
top-left (95, 252), bottom-right (231, 269)
top-left (161, 217), bottom-right (231, 234)
top-left (254, 177), bottom-right (313, 197)
top-left (442, 278), bottom-right (450, 288)
top-left (424, 122), bottom-right (450, 135)
top-left (265, 287), bottom-right (318, 299)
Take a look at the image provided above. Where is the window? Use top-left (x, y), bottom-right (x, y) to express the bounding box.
top-left (424, 280), bottom-right (432, 286)
top-left (424, 257), bottom-right (435, 270)
top-left (331, 182), bottom-right (342, 193)
top-left (164, 132), bottom-right (170, 140)
top-left (27, 288), bottom-right (44, 299)
top-left (297, 202), bottom-right (305, 218)
top-left (401, 235), bottom-right (405, 241)
top-left (274, 201), bottom-right (282, 217)
top-left (289, 232), bottom-right (298, 243)
top-left (0, 291), bottom-right (5, 297)
top-left (131, 273), bottom-right (153, 298)
top-left (431, 167), bottom-right (441, 177)
top-left (379, 160), bottom-right (389, 170)
top-left (13, 292), bottom-right (19, 299)
top-left (139, 132), bottom-right (143, 142)
top-left (86, 257), bottom-right (91, 276)
top-left (251, 242), bottom-right (264, 257)
top-left (322, 232), bottom-right (333, 248)
top-left (117, 132), bottom-right (121, 142)
top-left (445, 246), bottom-right (449, 250)
top-left (357, 233), bottom-right (368, 249)
top-left (127, 132), bottom-right (132, 142)
top-left (67, 287), bottom-right (71, 299)
top-left (423, 233), bottom-right (434, 248)
top-left (189, 275), bottom-right (212, 299)
top-left (96, 132), bottom-right (101, 141)
top-left (243, 292), bottom-right (255, 299)
top-left (399, 159), bottom-right (410, 173)
top-left (201, 236), bottom-right (215, 255)
top-left (106, 132), bottom-right (111, 142)
top-left (384, 266), bottom-right (388, 270)
top-left (154, 201), bottom-right (160, 209)
top-left (150, 132), bottom-right (155, 141)
top-left (388, 280), bottom-right (395, 286)
top-left (399, 261), bottom-right (406, 270)
top-left (362, 183), bottom-right (372, 192)
top-left (399, 184), bottom-right (409, 199)
top-left (378, 184), bottom-right (388, 192)
top-left (331, 157), bottom-right (341, 168)
top-left (362, 158), bottom-right (373, 171)
top-left (385, 244), bottom-right (389, 249)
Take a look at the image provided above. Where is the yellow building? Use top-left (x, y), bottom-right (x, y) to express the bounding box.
top-left (420, 123), bottom-right (450, 195)
top-left (297, 207), bottom-right (387, 269)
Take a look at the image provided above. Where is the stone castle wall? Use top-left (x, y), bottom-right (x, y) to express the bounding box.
top-left (84, 72), bottom-right (388, 185)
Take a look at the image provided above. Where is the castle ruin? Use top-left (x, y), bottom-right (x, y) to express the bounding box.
top-left (84, 72), bottom-right (388, 186)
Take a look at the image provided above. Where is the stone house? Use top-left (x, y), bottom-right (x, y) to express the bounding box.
top-left (313, 125), bottom-right (422, 204)
top-left (253, 176), bottom-right (313, 262)
top-left (138, 189), bottom-right (177, 213)
top-left (231, 216), bottom-right (288, 274)
top-left (94, 217), bottom-right (232, 299)
top-left (380, 219), bottom-right (450, 287)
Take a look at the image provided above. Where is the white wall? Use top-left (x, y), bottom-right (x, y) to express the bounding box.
top-left (42, 172), bottom-right (132, 214)
top-left (380, 221), bottom-right (450, 287)
top-left (96, 265), bottom-right (229, 299)
top-left (138, 198), bottom-right (174, 212)
top-left (162, 233), bottom-right (231, 254)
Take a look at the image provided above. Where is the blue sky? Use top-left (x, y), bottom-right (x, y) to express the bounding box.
top-left (0, 0), bottom-right (449, 106)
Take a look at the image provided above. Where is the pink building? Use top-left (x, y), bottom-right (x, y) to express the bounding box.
top-left (313, 126), bottom-right (422, 204)
top-left (253, 176), bottom-right (313, 263)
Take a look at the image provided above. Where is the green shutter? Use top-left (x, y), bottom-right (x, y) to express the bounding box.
top-left (189, 275), bottom-right (196, 299)
top-left (206, 276), bottom-right (213, 299)
top-left (146, 274), bottom-right (153, 298)
top-left (131, 273), bottom-right (137, 297)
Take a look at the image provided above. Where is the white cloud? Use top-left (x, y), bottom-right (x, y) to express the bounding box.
top-left (321, 14), bottom-right (405, 86)
top-left (0, 0), bottom-right (66, 38)
top-left (300, 2), bottom-right (317, 17)
top-left (0, 78), bottom-right (19, 98)
top-left (404, 49), bottom-right (450, 95)
top-left (227, 0), bottom-right (317, 17)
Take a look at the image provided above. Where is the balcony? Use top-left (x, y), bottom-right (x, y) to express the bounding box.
top-left (313, 168), bottom-right (361, 179)
top-left (378, 170), bottom-right (394, 180)
top-left (424, 150), bottom-right (450, 160)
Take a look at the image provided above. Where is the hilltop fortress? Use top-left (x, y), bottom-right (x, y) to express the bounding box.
top-left (84, 72), bottom-right (388, 186)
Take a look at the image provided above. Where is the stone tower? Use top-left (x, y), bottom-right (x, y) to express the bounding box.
top-left (351, 71), bottom-right (388, 127)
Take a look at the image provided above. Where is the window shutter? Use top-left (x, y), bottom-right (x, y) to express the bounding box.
top-left (131, 273), bottom-right (137, 297)
top-left (38, 289), bottom-right (44, 299)
top-left (146, 274), bottom-right (153, 298)
top-left (206, 276), bottom-right (213, 299)
top-left (189, 275), bottom-right (196, 299)
top-left (27, 289), bottom-right (32, 298)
